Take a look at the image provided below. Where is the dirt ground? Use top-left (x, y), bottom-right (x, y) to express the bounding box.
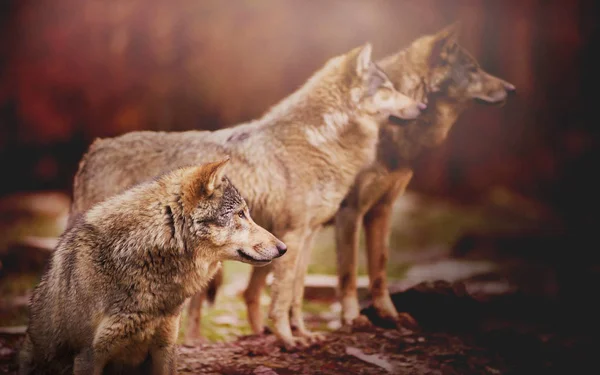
top-left (1, 279), bottom-right (596, 375)
top-left (1, 193), bottom-right (596, 374)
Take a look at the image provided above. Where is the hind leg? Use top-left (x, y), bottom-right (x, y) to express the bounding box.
top-left (243, 264), bottom-right (272, 334)
top-left (18, 334), bottom-right (35, 375)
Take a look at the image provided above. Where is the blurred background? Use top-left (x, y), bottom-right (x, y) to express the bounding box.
top-left (0, 0), bottom-right (598, 341)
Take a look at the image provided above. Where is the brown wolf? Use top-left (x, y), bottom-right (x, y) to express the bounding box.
top-left (240, 24), bottom-right (516, 333)
top-left (19, 159), bottom-right (286, 375)
top-left (68, 43), bottom-right (426, 349)
top-left (334, 24), bottom-right (516, 327)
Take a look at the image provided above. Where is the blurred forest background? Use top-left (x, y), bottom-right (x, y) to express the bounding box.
top-left (0, 0), bottom-right (598, 341)
top-left (1, 0), bottom-right (597, 225)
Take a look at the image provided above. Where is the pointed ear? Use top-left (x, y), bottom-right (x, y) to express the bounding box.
top-left (428, 22), bottom-right (460, 66)
top-left (349, 42), bottom-right (373, 77)
top-left (181, 158), bottom-right (230, 208)
top-left (203, 158), bottom-right (229, 196)
top-left (436, 22), bottom-right (461, 43)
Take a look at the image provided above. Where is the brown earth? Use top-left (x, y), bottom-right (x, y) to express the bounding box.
top-left (1, 279), bottom-right (596, 375)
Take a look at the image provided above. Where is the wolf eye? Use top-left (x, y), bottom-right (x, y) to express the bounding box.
top-left (238, 210), bottom-right (246, 219)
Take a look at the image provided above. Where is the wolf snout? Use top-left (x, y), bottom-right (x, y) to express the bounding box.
top-left (275, 240), bottom-right (287, 257)
top-left (400, 101), bottom-right (425, 120)
top-left (504, 82), bottom-right (516, 94)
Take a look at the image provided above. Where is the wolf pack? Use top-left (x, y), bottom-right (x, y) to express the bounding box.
top-left (19, 24), bottom-right (515, 374)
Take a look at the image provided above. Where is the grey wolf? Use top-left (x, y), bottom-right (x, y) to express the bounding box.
top-left (19, 159), bottom-right (286, 374)
top-left (68, 43), bottom-right (426, 349)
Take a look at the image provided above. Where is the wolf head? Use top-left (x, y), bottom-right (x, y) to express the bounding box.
top-left (340, 43), bottom-right (426, 121)
top-left (179, 159), bottom-right (287, 266)
top-left (383, 23), bottom-right (516, 105)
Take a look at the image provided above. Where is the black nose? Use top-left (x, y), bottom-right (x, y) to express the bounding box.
top-left (276, 241), bottom-right (287, 256)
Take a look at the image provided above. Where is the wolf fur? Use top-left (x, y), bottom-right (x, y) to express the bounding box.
top-left (19, 159), bottom-right (286, 374)
top-left (68, 43), bottom-right (425, 348)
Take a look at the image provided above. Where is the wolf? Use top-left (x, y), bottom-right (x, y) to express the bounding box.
top-left (240, 24), bottom-right (517, 333)
top-left (68, 43), bottom-right (426, 349)
top-left (19, 159), bottom-right (286, 375)
top-left (334, 24), bottom-right (516, 327)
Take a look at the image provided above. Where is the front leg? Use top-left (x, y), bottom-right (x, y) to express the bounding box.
top-left (151, 315), bottom-right (181, 375)
top-left (73, 347), bottom-right (102, 375)
top-left (363, 169), bottom-right (417, 329)
top-left (289, 228), bottom-right (326, 344)
top-left (184, 292), bottom-right (206, 345)
top-left (268, 229), bottom-right (310, 350)
top-left (334, 205), bottom-right (363, 326)
top-left (243, 263), bottom-right (273, 334)
top-left (150, 346), bottom-right (177, 375)
top-left (90, 314), bottom-right (151, 375)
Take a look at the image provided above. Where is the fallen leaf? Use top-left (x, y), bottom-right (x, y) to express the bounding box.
top-left (345, 346), bottom-right (395, 373)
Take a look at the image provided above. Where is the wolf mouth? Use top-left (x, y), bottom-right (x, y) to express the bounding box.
top-left (237, 249), bottom-right (271, 263)
top-left (388, 115), bottom-right (413, 126)
top-left (474, 97), bottom-right (507, 107)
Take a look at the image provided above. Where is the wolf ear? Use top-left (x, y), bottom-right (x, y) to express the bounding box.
top-left (350, 43), bottom-right (373, 77)
top-left (182, 158), bottom-right (230, 207)
top-left (203, 158), bottom-right (230, 196)
top-left (429, 22), bottom-right (460, 66)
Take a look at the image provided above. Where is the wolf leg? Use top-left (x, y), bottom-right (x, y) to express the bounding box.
top-left (151, 315), bottom-right (180, 375)
top-left (363, 170), bottom-right (418, 329)
top-left (89, 314), bottom-right (147, 375)
top-left (334, 205), bottom-right (363, 326)
top-left (290, 228), bottom-right (325, 343)
top-left (150, 346), bottom-right (177, 375)
top-left (18, 334), bottom-right (35, 375)
top-left (184, 291), bottom-right (206, 345)
top-left (73, 347), bottom-right (103, 375)
top-left (268, 228), bottom-right (310, 350)
top-left (243, 263), bottom-right (272, 334)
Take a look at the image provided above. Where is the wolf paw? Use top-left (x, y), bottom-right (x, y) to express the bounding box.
top-left (341, 296), bottom-right (361, 326)
top-left (350, 315), bottom-right (374, 331)
top-left (298, 330), bottom-right (327, 344)
top-left (280, 336), bottom-right (313, 351)
top-left (394, 312), bottom-right (420, 333)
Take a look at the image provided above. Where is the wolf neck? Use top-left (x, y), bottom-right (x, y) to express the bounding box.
top-left (257, 61), bottom-right (380, 179)
top-left (258, 60), bottom-right (355, 135)
top-left (377, 50), bottom-right (470, 168)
